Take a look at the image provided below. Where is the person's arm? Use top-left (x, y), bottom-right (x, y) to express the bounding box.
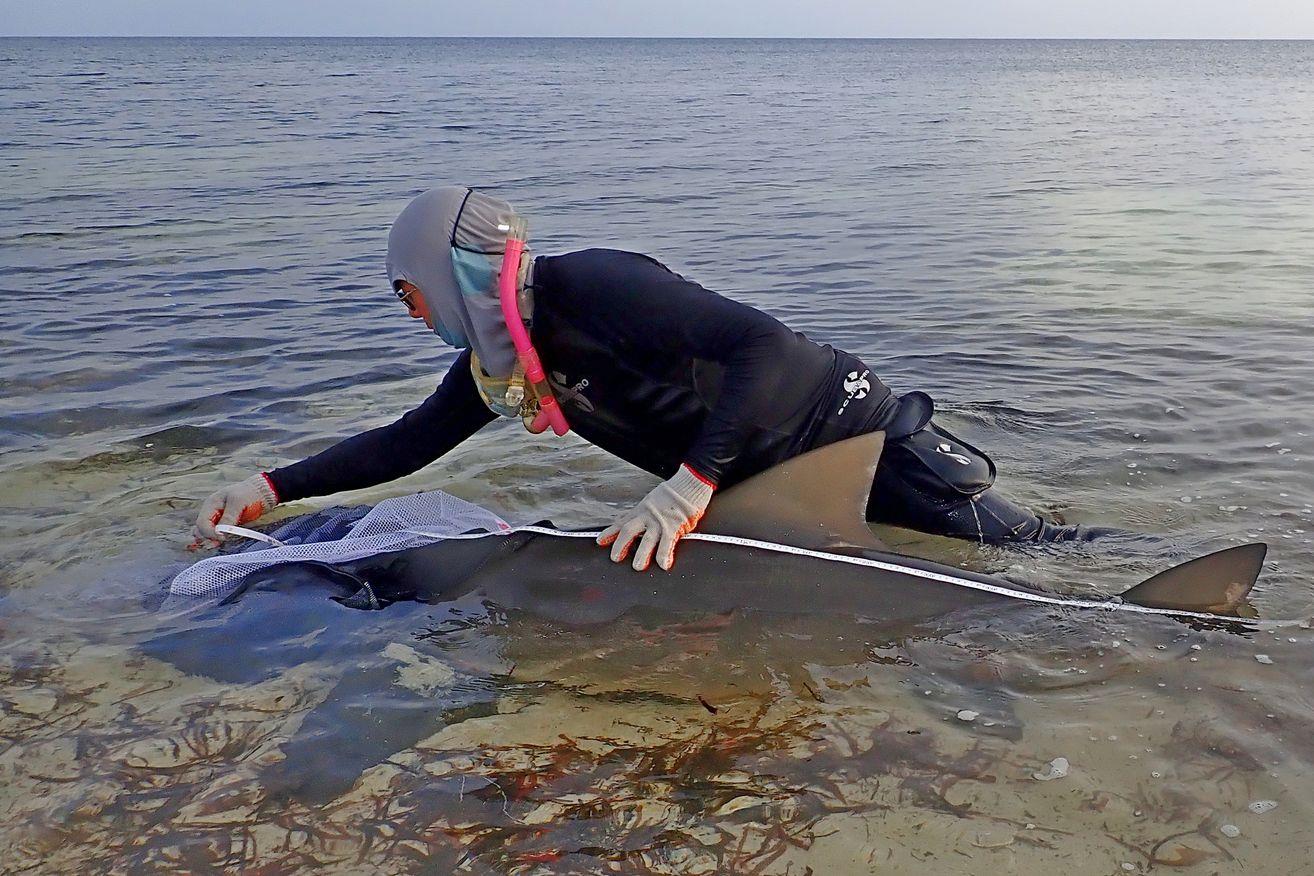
top-left (194, 350), bottom-right (494, 542)
top-left (266, 349), bottom-right (495, 501)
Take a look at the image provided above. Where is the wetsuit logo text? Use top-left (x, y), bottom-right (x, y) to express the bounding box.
top-left (549, 371), bottom-right (595, 413)
top-left (837, 370), bottom-right (871, 416)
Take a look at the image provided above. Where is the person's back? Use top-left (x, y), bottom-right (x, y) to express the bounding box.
top-left (528, 248), bottom-right (897, 486)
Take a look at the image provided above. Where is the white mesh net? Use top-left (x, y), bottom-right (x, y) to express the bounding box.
top-left (170, 491), bottom-right (511, 600)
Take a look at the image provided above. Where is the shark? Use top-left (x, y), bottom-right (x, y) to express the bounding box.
top-left (334, 431), bottom-right (1267, 623)
top-left (148, 431), bottom-right (1267, 802)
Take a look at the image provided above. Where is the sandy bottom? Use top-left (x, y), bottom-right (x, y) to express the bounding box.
top-left (3, 601), bottom-right (1311, 875)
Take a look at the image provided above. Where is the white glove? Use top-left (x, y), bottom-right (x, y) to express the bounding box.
top-left (192, 473), bottom-right (280, 543)
top-left (597, 464), bottom-right (715, 571)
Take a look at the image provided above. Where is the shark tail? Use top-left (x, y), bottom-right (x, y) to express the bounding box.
top-left (1119, 542), bottom-right (1267, 615)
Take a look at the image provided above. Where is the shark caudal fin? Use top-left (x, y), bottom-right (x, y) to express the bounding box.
top-left (1120, 542), bottom-right (1267, 614)
top-left (699, 431), bottom-right (887, 554)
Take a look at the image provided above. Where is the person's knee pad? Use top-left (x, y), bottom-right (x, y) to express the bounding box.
top-left (868, 425), bottom-right (1043, 542)
top-left (880, 412), bottom-right (996, 504)
top-left (867, 462), bottom-right (1026, 542)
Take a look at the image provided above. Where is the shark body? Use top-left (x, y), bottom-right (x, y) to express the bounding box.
top-left (342, 432), bottom-right (1266, 623)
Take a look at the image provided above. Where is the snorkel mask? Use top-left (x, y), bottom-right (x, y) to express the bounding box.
top-left (446, 199), bottom-right (568, 435)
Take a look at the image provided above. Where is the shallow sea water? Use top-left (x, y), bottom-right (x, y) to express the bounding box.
top-left (2, 38), bottom-right (1314, 873)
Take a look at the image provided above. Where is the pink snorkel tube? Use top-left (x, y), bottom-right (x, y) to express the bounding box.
top-left (498, 216), bottom-right (570, 436)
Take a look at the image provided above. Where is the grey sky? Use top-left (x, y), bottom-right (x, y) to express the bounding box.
top-left (3, 1), bottom-right (1313, 39)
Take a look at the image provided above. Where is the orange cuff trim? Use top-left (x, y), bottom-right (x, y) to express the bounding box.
top-left (681, 464), bottom-right (718, 491)
top-left (260, 472), bottom-right (281, 504)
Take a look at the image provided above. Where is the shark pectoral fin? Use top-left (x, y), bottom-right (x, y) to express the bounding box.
top-left (1120, 542), bottom-right (1267, 614)
top-left (698, 431), bottom-right (888, 554)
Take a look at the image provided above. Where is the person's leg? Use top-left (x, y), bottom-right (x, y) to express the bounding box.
top-left (969, 485), bottom-right (1122, 542)
top-left (865, 435), bottom-right (1123, 544)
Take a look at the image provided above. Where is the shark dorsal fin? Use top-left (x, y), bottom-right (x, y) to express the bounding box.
top-left (1120, 542), bottom-right (1266, 614)
top-left (699, 432), bottom-right (887, 554)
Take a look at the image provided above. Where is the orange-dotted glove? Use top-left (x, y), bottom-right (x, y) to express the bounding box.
top-left (192, 473), bottom-right (279, 544)
top-left (597, 464), bottom-right (715, 571)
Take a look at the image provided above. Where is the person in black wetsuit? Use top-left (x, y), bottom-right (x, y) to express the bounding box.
top-left (194, 186), bottom-right (1111, 571)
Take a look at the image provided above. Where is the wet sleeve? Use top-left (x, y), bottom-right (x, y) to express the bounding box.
top-left (265, 349), bottom-right (495, 502)
top-left (558, 251), bottom-right (805, 484)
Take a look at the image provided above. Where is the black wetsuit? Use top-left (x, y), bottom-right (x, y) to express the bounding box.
top-left (269, 249), bottom-right (1091, 543)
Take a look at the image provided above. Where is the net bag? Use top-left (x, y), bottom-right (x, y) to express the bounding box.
top-left (171, 491), bottom-right (510, 600)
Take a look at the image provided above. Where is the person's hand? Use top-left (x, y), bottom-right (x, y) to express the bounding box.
top-left (597, 465), bottom-right (715, 571)
top-left (192, 474), bottom-right (280, 546)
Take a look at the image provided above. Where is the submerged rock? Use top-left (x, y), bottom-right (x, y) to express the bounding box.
top-left (971, 830), bottom-right (1014, 849)
top-left (714, 794), bottom-right (770, 816)
top-left (6, 687), bottom-right (59, 717)
top-left (1032, 757), bottom-right (1070, 781)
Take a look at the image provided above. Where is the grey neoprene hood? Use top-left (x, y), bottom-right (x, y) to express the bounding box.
top-left (386, 186), bottom-right (524, 378)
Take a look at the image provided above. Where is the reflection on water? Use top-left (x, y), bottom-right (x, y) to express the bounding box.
top-left (3, 37), bottom-right (1314, 873)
